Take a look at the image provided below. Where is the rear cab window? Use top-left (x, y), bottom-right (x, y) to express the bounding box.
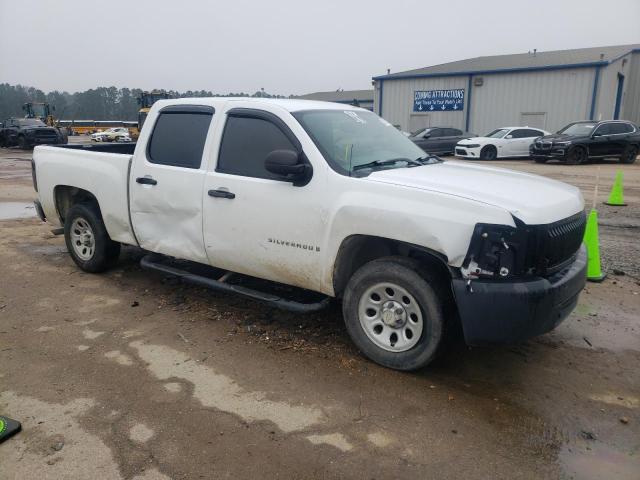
top-left (147, 105), bottom-right (214, 169)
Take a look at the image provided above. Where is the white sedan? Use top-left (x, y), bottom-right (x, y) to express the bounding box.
top-left (455, 127), bottom-right (549, 160)
top-left (91, 127), bottom-right (130, 142)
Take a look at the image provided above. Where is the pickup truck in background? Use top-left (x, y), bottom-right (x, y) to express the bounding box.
top-left (32, 98), bottom-right (587, 371)
top-left (0, 117), bottom-right (67, 149)
top-left (530, 120), bottom-right (640, 164)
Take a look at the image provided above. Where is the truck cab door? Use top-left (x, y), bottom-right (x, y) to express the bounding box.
top-left (202, 106), bottom-right (327, 293)
top-left (129, 105), bottom-right (215, 263)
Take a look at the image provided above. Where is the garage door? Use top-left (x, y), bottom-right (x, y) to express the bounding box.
top-left (520, 112), bottom-right (546, 130)
top-left (409, 115), bottom-right (430, 133)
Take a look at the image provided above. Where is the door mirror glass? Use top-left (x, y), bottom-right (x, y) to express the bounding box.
top-left (505, 134), bottom-right (513, 139)
top-left (264, 149), bottom-right (306, 179)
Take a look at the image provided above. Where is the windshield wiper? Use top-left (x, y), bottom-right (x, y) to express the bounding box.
top-left (352, 157), bottom-right (422, 171)
top-left (414, 154), bottom-right (442, 165)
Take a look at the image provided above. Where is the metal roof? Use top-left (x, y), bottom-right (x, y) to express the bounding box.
top-left (374, 44), bottom-right (640, 80)
top-left (296, 89), bottom-right (374, 103)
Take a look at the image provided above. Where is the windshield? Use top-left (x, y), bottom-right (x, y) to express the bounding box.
top-left (17, 119), bottom-right (45, 126)
top-left (485, 128), bottom-right (509, 138)
top-left (293, 110), bottom-right (431, 176)
top-left (558, 122), bottom-right (597, 136)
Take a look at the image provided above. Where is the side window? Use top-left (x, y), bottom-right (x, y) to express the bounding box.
top-left (509, 129), bottom-right (526, 138)
top-left (449, 128), bottom-right (463, 136)
top-left (609, 123), bottom-right (632, 134)
top-left (429, 129), bottom-right (444, 138)
top-left (147, 110), bottom-right (213, 169)
top-left (593, 123), bottom-right (611, 136)
top-left (523, 129), bottom-right (543, 138)
top-left (217, 115), bottom-right (296, 180)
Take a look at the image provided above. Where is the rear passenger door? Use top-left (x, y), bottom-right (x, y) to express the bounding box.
top-left (129, 105), bottom-right (214, 263)
top-left (202, 107), bottom-right (326, 292)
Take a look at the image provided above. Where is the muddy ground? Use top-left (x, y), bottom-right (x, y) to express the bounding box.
top-left (0, 140), bottom-right (638, 479)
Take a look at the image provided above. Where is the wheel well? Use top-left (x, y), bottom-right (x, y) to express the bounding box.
top-left (332, 235), bottom-right (452, 297)
top-left (54, 186), bottom-right (100, 223)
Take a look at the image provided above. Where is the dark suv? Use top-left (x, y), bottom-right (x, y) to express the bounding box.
top-left (0, 118), bottom-right (66, 149)
top-left (530, 120), bottom-right (639, 165)
top-left (410, 127), bottom-right (475, 155)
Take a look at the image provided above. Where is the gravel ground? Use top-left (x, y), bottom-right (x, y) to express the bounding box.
top-left (0, 142), bottom-right (638, 479)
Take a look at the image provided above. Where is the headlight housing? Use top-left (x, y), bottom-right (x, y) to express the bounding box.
top-left (461, 223), bottom-right (525, 279)
top-left (462, 144), bottom-right (480, 148)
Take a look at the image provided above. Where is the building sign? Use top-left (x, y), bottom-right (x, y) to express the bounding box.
top-left (413, 89), bottom-right (465, 112)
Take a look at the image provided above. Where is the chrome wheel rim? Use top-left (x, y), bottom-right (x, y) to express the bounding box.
top-left (70, 217), bottom-right (95, 261)
top-left (358, 282), bottom-right (423, 352)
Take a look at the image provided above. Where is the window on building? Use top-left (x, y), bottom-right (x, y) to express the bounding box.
top-left (217, 115), bottom-right (296, 179)
top-left (148, 110), bottom-right (213, 169)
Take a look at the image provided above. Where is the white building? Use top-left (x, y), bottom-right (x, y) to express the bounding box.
top-left (373, 44), bottom-right (640, 135)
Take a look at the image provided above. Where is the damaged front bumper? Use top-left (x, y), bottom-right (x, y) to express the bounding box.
top-left (451, 245), bottom-right (587, 345)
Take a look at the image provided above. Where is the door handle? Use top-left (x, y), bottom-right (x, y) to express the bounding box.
top-left (208, 189), bottom-right (235, 199)
top-left (136, 176), bottom-right (157, 185)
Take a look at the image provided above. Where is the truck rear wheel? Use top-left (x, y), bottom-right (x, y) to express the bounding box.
top-left (342, 257), bottom-right (445, 371)
top-left (64, 203), bottom-right (120, 273)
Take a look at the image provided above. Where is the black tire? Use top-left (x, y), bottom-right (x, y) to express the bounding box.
top-left (64, 203), bottom-right (120, 273)
top-left (620, 145), bottom-right (638, 164)
top-left (342, 257), bottom-right (446, 371)
top-left (565, 146), bottom-right (587, 165)
top-left (480, 145), bottom-right (497, 160)
top-left (18, 135), bottom-right (30, 150)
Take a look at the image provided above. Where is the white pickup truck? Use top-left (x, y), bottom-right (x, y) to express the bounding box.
top-left (32, 98), bottom-right (587, 371)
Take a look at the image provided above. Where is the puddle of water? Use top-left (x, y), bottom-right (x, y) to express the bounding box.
top-left (559, 443), bottom-right (640, 480)
top-left (0, 202), bottom-right (36, 220)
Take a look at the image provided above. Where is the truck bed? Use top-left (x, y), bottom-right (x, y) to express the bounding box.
top-left (33, 143), bottom-right (138, 246)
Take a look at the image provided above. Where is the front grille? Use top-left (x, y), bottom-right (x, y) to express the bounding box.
top-left (456, 148), bottom-right (466, 155)
top-left (535, 141), bottom-right (552, 150)
top-left (527, 211), bottom-right (586, 275)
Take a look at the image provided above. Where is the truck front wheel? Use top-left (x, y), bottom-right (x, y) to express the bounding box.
top-left (64, 203), bottom-right (120, 273)
top-left (342, 257), bottom-right (445, 371)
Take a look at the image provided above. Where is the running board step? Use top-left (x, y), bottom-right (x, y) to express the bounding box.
top-left (140, 254), bottom-right (331, 313)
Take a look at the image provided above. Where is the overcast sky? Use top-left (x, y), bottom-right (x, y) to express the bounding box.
top-left (1, 0), bottom-right (639, 95)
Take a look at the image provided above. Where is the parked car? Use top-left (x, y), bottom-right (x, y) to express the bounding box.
top-left (32, 98), bottom-right (586, 371)
top-left (410, 127), bottom-right (475, 155)
top-left (91, 127), bottom-right (131, 142)
top-left (0, 118), bottom-right (66, 149)
top-left (455, 127), bottom-right (549, 160)
top-left (530, 120), bottom-right (640, 165)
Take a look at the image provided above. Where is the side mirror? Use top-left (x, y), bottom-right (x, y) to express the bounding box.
top-left (264, 149), bottom-right (310, 185)
top-left (505, 134), bottom-right (513, 139)
top-left (422, 133), bottom-right (431, 139)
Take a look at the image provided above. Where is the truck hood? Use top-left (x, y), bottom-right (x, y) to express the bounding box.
top-left (366, 161), bottom-right (583, 225)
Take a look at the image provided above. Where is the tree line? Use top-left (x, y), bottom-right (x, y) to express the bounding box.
top-left (0, 83), bottom-right (289, 121)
